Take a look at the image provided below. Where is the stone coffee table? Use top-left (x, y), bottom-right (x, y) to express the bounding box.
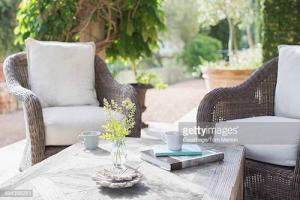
top-left (0, 138), bottom-right (245, 200)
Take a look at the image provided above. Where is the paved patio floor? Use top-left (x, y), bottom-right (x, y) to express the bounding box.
top-left (0, 111), bottom-right (25, 148)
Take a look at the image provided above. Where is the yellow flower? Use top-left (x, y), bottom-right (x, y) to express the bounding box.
top-left (100, 98), bottom-right (136, 141)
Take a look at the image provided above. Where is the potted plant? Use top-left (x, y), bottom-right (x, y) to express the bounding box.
top-left (131, 72), bottom-right (167, 128)
top-left (201, 47), bottom-right (262, 91)
top-left (100, 98), bottom-right (136, 169)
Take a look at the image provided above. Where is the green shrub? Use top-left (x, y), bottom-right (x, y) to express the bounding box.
top-left (263, 0), bottom-right (300, 61)
top-left (178, 34), bottom-right (222, 72)
top-left (0, 0), bottom-right (20, 59)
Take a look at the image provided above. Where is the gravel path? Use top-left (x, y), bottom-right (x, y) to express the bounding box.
top-left (0, 111), bottom-right (25, 148)
top-left (143, 79), bottom-right (207, 123)
top-left (0, 79), bottom-right (207, 147)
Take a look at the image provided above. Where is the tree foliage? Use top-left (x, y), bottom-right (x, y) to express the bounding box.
top-left (262, 0), bottom-right (300, 61)
top-left (161, 0), bottom-right (200, 44)
top-left (209, 19), bottom-right (230, 49)
top-left (0, 0), bottom-right (20, 58)
top-left (15, 0), bottom-right (77, 43)
top-left (198, 0), bottom-right (254, 57)
top-left (15, 0), bottom-right (165, 62)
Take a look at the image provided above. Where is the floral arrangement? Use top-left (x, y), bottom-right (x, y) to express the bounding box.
top-left (101, 98), bottom-right (136, 141)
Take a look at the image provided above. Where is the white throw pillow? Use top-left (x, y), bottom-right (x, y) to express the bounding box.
top-left (26, 38), bottom-right (99, 107)
top-left (275, 45), bottom-right (300, 118)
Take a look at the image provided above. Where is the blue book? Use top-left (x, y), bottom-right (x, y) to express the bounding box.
top-left (153, 144), bottom-right (202, 157)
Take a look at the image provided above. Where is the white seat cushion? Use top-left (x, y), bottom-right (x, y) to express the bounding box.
top-left (215, 116), bottom-right (300, 166)
top-left (43, 106), bottom-right (122, 145)
top-left (275, 45), bottom-right (300, 118)
top-left (26, 39), bottom-right (98, 107)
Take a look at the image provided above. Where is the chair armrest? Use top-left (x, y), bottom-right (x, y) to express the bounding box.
top-left (94, 56), bottom-right (141, 137)
top-left (4, 53), bottom-right (46, 164)
top-left (197, 57), bottom-right (278, 124)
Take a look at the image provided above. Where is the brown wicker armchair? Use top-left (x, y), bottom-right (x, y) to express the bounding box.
top-left (4, 52), bottom-right (141, 171)
top-left (197, 58), bottom-right (300, 199)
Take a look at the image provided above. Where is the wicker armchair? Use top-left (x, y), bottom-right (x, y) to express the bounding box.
top-left (197, 58), bottom-right (300, 199)
top-left (4, 52), bottom-right (141, 171)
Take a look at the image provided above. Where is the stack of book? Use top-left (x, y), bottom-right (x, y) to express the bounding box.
top-left (140, 144), bottom-right (224, 171)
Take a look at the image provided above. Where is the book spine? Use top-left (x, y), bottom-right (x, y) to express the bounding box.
top-left (175, 153), bottom-right (224, 170)
top-left (156, 152), bottom-right (202, 157)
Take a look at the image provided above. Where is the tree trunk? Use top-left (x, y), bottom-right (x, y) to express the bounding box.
top-left (232, 25), bottom-right (238, 52)
top-left (227, 18), bottom-right (236, 62)
top-left (246, 25), bottom-right (254, 48)
top-left (79, 19), bottom-right (106, 59)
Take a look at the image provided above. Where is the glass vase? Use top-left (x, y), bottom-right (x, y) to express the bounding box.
top-left (111, 139), bottom-right (127, 169)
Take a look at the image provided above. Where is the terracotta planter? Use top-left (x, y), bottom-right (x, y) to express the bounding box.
top-left (201, 68), bottom-right (255, 91)
top-left (130, 83), bottom-right (153, 128)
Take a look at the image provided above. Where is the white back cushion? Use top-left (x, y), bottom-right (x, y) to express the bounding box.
top-left (275, 45), bottom-right (300, 118)
top-left (26, 39), bottom-right (98, 107)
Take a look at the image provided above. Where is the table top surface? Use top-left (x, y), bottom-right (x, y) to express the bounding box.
top-left (0, 138), bottom-right (245, 200)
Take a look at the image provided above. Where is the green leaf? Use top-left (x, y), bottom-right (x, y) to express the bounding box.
top-left (126, 19), bottom-right (134, 36)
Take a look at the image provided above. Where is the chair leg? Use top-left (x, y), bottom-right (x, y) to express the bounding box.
top-left (19, 142), bottom-right (32, 172)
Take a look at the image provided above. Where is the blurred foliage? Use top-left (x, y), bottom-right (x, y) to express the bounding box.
top-left (208, 19), bottom-right (244, 50)
top-left (262, 0), bottom-right (300, 61)
top-left (228, 46), bottom-right (263, 68)
top-left (15, 0), bottom-right (165, 62)
top-left (198, 0), bottom-right (255, 57)
top-left (136, 72), bottom-right (167, 89)
top-left (107, 0), bottom-right (165, 62)
top-left (107, 61), bottom-right (130, 78)
top-left (161, 0), bottom-right (200, 45)
top-left (209, 19), bottom-right (229, 49)
top-left (138, 56), bottom-right (162, 69)
top-left (0, 0), bottom-right (20, 59)
top-left (178, 34), bottom-right (222, 72)
top-left (254, 0), bottom-right (263, 44)
top-left (108, 56), bottom-right (162, 78)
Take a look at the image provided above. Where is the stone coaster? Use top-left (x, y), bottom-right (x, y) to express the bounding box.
top-left (92, 168), bottom-right (143, 189)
